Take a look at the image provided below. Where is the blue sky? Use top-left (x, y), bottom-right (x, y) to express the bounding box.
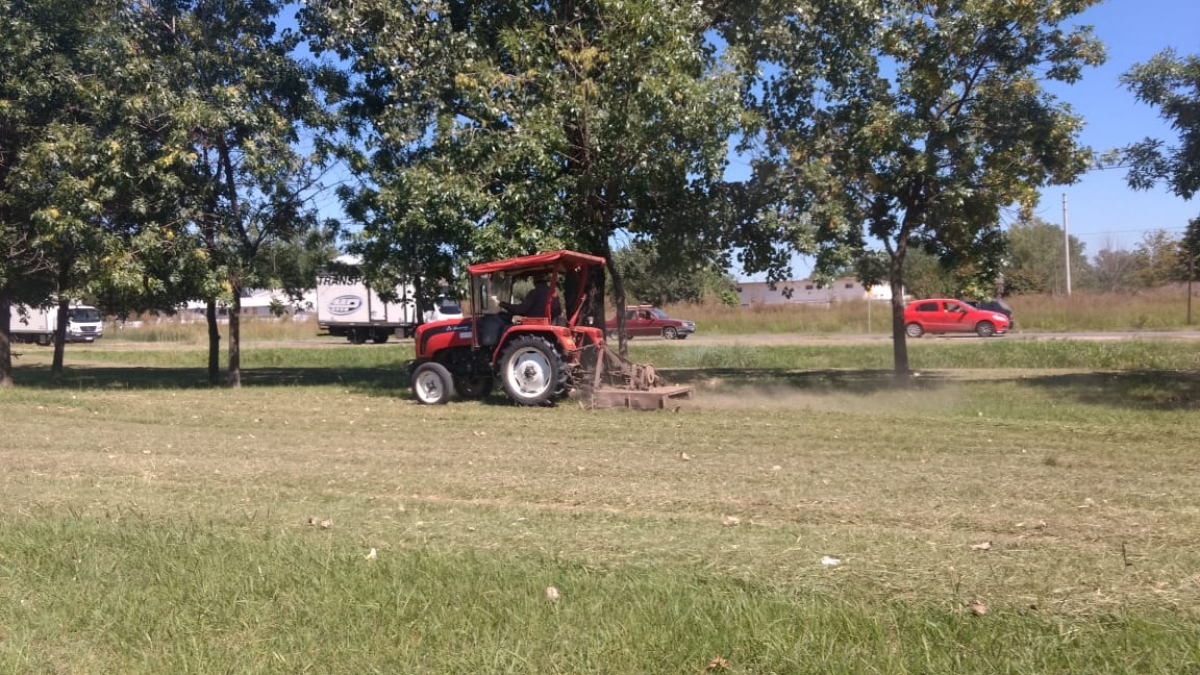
top-left (1038, 0), bottom-right (1200, 256)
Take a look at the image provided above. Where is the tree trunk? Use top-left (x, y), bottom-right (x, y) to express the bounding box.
top-left (217, 139), bottom-right (242, 389)
top-left (206, 298), bottom-right (221, 385)
top-left (606, 254), bottom-right (629, 356)
top-left (888, 215), bottom-right (916, 383)
top-left (0, 288), bottom-right (13, 388)
top-left (413, 274), bottom-right (425, 329)
top-left (228, 281), bottom-right (242, 388)
top-left (889, 266), bottom-right (908, 381)
top-left (51, 295), bottom-right (68, 381)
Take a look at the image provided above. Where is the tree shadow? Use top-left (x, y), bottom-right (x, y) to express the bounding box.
top-left (13, 364), bottom-right (1198, 412)
top-left (662, 368), bottom-right (955, 395)
top-left (11, 364), bottom-right (408, 398)
top-left (1013, 370), bottom-right (1200, 412)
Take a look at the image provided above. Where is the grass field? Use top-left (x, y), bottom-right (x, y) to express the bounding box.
top-left (2, 337), bottom-right (1200, 673)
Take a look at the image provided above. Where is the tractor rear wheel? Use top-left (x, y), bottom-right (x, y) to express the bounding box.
top-left (499, 335), bottom-right (567, 406)
top-left (412, 362), bottom-right (455, 405)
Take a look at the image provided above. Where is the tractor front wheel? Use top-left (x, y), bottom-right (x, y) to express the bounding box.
top-left (499, 335), bottom-right (567, 406)
top-left (412, 362), bottom-right (455, 405)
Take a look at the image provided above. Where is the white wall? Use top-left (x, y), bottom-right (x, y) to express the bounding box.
top-left (736, 279), bottom-right (892, 306)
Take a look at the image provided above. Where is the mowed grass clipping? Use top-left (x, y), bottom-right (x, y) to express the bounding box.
top-left (2, 340), bottom-right (1200, 673)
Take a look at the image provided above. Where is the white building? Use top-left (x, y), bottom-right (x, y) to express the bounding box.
top-left (178, 289), bottom-right (316, 323)
top-left (736, 279), bottom-right (893, 307)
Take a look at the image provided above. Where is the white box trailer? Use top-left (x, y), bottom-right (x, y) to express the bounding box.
top-left (9, 304), bottom-right (105, 345)
top-left (316, 269), bottom-right (418, 343)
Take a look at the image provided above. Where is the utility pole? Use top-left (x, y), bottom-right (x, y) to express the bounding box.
top-left (1062, 193), bottom-right (1072, 296)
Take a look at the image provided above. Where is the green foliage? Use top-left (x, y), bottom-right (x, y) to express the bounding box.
top-left (611, 239), bottom-right (736, 306)
top-left (1122, 49), bottom-right (1200, 205)
top-left (1133, 229), bottom-right (1186, 286)
top-left (724, 0), bottom-right (1105, 373)
top-left (1184, 217), bottom-right (1200, 280)
top-left (1004, 217), bottom-right (1092, 294)
top-left (130, 0), bottom-right (336, 385)
top-left (301, 0), bottom-right (743, 321)
top-left (0, 0), bottom-right (160, 383)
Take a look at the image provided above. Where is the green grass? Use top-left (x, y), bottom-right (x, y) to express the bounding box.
top-left (4, 518), bottom-right (1196, 674)
top-left (3, 339), bottom-right (1200, 673)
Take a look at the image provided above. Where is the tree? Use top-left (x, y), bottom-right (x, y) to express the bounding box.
top-left (1133, 229), bottom-right (1184, 287)
top-left (611, 240), bottom-right (737, 307)
top-left (138, 0), bottom-right (333, 387)
top-left (1122, 50), bottom-right (1200, 212)
top-left (301, 0), bottom-right (742, 340)
top-left (1093, 238), bottom-right (1141, 293)
top-left (1004, 217), bottom-right (1091, 295)
top-left (0, 0), bottom-right (140, 386)
top-left (1183, 217), bottom-right (1200, 323)
top-left (724, 0), bottom-right (1104, 378)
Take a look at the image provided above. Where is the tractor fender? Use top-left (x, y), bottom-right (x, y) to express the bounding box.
top-left (490, 325), bottom-right (573, 367)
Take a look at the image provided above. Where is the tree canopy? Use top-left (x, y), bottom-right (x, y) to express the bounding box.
top-left (1123, 50), bottom-right (1200, 209)
top-left (301, 0), bottom-right (743, 326)
top-left (723, 0), bottom-right (1105, 375)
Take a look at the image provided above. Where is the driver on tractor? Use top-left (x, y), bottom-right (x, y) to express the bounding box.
top-left (499, 273), bottom-right (562, 321)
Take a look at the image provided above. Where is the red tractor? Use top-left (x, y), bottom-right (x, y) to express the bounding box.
top-left (407, 250), bottom-right (692, 408)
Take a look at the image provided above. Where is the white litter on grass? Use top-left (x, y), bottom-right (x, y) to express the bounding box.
top-left (545, 586), bottom-right (560, 601)
top-left (365, 548), bottom-right (377, 561)
top-left (820, 556), bottom-right (841, 567)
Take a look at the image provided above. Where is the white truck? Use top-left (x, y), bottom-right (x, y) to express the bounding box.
top-left (9, 304), bottom-right (105, 345)
top-left (316, 268), bottom-right (418, 343)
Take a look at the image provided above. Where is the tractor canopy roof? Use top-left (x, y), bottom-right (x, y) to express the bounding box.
top-left (468, 250), bottom-right (607, 277)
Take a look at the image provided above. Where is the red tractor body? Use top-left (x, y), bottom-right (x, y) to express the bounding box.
top-left (408, 250), bottom-right (691, 408)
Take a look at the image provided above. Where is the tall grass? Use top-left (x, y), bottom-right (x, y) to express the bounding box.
top-left (103, 316), bottom-right (342, 345)
top-left (97, 284), bottom-right (1199, 348)
top-left (658, 284), bottom-right (1200, 334)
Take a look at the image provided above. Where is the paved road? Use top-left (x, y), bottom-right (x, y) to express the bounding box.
top-left (662, 330), bottom-right (1200, 346)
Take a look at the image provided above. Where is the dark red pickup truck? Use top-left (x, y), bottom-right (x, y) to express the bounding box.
top-left (606, 305), bottom-right (696, 340)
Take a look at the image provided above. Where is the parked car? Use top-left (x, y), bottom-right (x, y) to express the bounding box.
top-left (606, 305), bottom-right (696, 340)
top-left (903, 298), bottom-right (1011, 338)
top-left (967, 298), bottom-right (1014, 328)
top-left (424, 298), bottom-right (463, 323)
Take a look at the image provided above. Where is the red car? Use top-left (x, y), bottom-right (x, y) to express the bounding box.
top-left (606, 305), bottom-right (696, 340)
top-left (903, 298), bottom-right (1011, 338)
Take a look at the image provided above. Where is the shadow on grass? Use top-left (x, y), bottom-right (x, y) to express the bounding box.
top-left (11, 364), bottom-right (409, 398)
top-left (662, 368), bottom-right (954, 395)
top-left (13, 364), bottom-right (1199, 411)
top-left (663, 367), bottom-right (1200, 411)
top-left (1013, 370), bottom-right (1200, 412)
